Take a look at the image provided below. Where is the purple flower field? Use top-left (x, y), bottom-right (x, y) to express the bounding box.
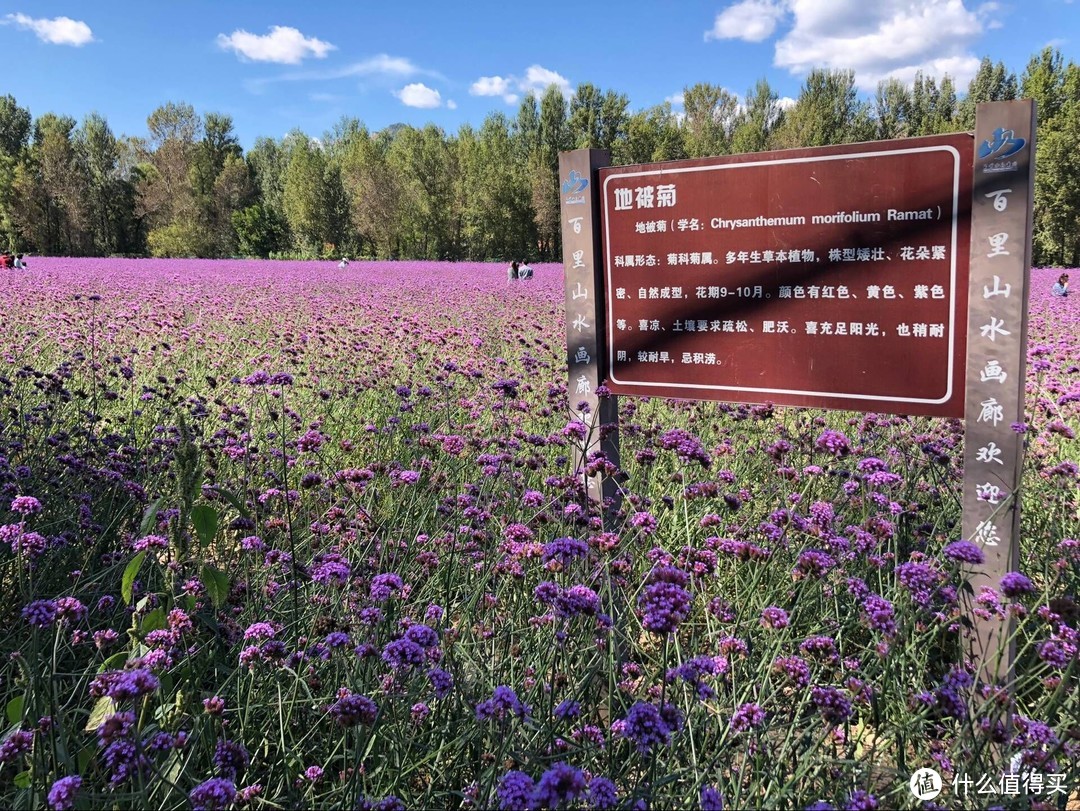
top-left (0, 258), bottom-right (1077, 809)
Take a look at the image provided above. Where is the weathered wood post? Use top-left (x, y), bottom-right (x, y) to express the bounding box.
top-left (558, 149), bottom-right (622, 515)
top-left (961, 99), bottom-right (1036, 685)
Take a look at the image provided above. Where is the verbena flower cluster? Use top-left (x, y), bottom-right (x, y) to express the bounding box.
top-left (0, 259), bottom-right (1075, 808)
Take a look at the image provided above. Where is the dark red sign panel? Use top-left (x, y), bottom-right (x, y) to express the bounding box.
top-left (600, 134), bottom-right (973, 416)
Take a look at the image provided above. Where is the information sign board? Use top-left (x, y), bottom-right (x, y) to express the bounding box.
top-left (600, 135), bottom-right (974, 416)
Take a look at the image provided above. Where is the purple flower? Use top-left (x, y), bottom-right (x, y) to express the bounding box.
top-left (189, 778), bottom-right (236, 811)
top-left (860, 594), bottom-right (897, 637)
top-left (793, 549), bottom-right (836, 579)
top-left (760, 606), bottom-right (789, 630)
top-left (532, 762), bottom-right (586, 808)
top-left (815, 429), bottom-right (851, 457)
top-left (11, 495), bottom-right (42, 515)
top-left (311, 558), bottom-right (351, 586)
top-left (943, 540), bottom-right (984, 565)
top-left (88, 669), bottom-right (160, 702)
top-left (47, 775), bottom-right (82, 810)
top-left (405, 624), bottom-right (439, 648)
top-left (428, 667), bottom-right (454, 699)
top-left (328, 693), bottom-right (378, 727)
top-left (476, 686), bottom-right (530, 724)
top-left (895, 561), bottom-right (943, 604)
top-left (133, 534), bottom-right (169, 552)
top-left (542, 536), bottom-right (589, 566)
top-left (243, 622), bottom-right (276, 640)
top-left (213, 739), bottom-right (249, 780)
top-left (588, 777), bottom-right (619, 809)
top-left (730, 702), bottom-right (766, 732)
top-left (811, 685), bottom-right (853, 726)
top-left (845, 790), bottom-right (878, 810)
top-left (370, 572), bottom-right (404, 602)
top-left (553, 700), bottom-right (581, 720)
top-left (630, 510), bottom-right (658, 534)
top-left (1000, 572), bottom-right (1035, 598)
top-left (701, 785), bottom-right (725, 810)
top-left (382, 638), bottom-right (426, 671)
top-left (0, 729), bottom-right (33, 763)
top-left (616, 701), bottom-right (683, 754)
top-left (22, 599), bottom-right (57, 628)
top-left (554, 584), bottom-right (600, 618)
top-left (497, 771), bottom-right (534, 811)
top-left (637, 566), bottom-right (692, 635)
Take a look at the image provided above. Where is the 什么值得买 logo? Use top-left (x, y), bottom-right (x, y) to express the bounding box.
top-left (978, 127), bottom-right (1026, 161)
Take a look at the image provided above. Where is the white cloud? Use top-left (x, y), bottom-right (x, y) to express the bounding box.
top-left (521, 65), bottom-right (572, 96)
top-left (470, 75), bottom-right (519, 104)
top-left (665, 92), bottom-right (686, 107)
top-left (3, 13), bottom-right (93, 45)
top-left (217, 25), bottom-right (335, 64)
top-left (706, 0), bottom-right (787, 42)
top-left (468, 64), bottom-right (570, 104)
top-left (706, 0), bottom-right (989, 90)
top-left (446, 99), bottom-right (458, 110)
top-left (396, 83), bottom-right (443, 108)
top-left (774, 0), bottom-right (986, 88)
top-left (340, 54), bottom-right (424, 78)
top-left (777, 96), bottom-right (797, 110)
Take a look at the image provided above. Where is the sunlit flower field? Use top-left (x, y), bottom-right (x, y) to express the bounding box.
top-left (0, 258), bottom-right (1077, 810)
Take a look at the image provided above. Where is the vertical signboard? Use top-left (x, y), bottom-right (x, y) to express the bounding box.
top-left (962, 100), bottom-right (1036, 684)
top-left (558, 149), bottom-right (621, 507)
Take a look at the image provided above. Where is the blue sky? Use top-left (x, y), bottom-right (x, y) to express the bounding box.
top-left (2, 0), bottom-right (1077, 148)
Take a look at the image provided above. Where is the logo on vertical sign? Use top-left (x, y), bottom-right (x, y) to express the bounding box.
top-left (562, 169), bottom-right (588, 205)
top-left (978, 127), bottom-right (1026, 174)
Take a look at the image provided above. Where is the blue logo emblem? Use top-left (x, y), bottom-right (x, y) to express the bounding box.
top-left (562, 170), bottom-right (588, 196)
top-left (978, 127), bottom-right (1026, 160)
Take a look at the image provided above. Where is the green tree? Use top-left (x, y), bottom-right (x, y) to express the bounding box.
top-left (568, 83), bottom-right (629, 152)
top-left (0, 95), bottom-right (33, 250)
top-left (232, 203), bottom-right (288, 257)
top-left (74, 112), bottom-right (137, 255)
top-left (731, 79), bottom-right (784, 154)
top-left (340, 126), bottom-right (402, 258)
top-left (682, 82), bottom-right (739, 157)
top-left (138, 102), bottom-right (203, 254)
top-left (771, 69), bottom-right (873, 149)
top-left (616, 102), bottom-right (686, 165)
top-left (957, 57), bottom-right (1017, 129)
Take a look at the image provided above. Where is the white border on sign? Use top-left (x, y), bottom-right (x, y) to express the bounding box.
top-left (602, 145), bottom-right (962, 404)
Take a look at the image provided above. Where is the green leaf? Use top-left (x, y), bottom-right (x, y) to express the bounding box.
top-left (201, 564), bottom-right (229, 608)
top-left (85, 696), bottom-right (116, 732)
top-left (97, 650), bottom-right (128, 674)
top-left (140, 607), bottom-right (166, 635)
top-left (140, 495), bottom-right (166, 537)
top-left (13, 771), bottom-right (31, 789)
top-left (122, 551), bottom-right (147, 605)
top-left (214, 487), bottom-right (251, 520)
top-left (5, 695), bottom-right (24, 726)
top-left (77, 746), bottom-right (93, 774)
top-left (191, 504), bottom-right (219, 549)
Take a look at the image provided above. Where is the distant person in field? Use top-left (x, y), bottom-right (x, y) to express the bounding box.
top-left (13, 254), bottom-right (27, 269)
top-left (507, 260), bottom-right (519, 282)
top-left (1051, 273), bottom-right (1069, 297)
top-left (517, 260), bottom-right (533, 280)
top-left (0, 254), bottom-right (12, 270)
top-left (338, 257), bottom-right (349, 269)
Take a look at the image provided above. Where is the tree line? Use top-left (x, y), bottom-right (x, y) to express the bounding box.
top-left (1, 49), bottom-right (1078, 266)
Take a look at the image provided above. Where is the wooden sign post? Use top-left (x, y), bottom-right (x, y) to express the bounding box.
top-left (961, 99), bottom-right (1036, 685)
top-left (558, 149), bottom-right (622, 512)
